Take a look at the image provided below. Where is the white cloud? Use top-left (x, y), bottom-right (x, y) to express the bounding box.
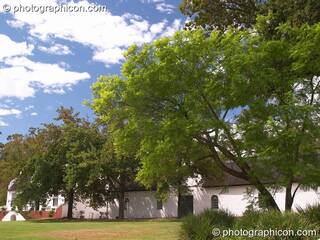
top-left (30, 112), bottom-right (38, 116)
top-left (155, 2), bottom-right (175, 14)
top-left (150, 20), bottom-right (167, 35)
top-left (0, 119), bottom-right (8, 127)
top-left (93, 47), bottom-right (125, 66)
top-left (0, 56), bottom-right (90, 99)
top-left (140, 0), bottom-right (175, 14)
top-left (161, 19), bottom-right (182, 37)
top-left (0, 108), bottom-right (22, 127)
top-left (0, 108), bottom-right (22, 116)
top-left (0, 34), bottom-right (34, 60)
top-left (5, 0), bottom-right (182, 67)
top-left (38, 43), bottom-right (72, 55)
top-left (24, 105), bottom-right (34, 110)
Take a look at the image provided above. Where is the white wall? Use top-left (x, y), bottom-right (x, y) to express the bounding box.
top-left (191, 186), bottom-right (250, 216)
top-left (70, 202), bottom-right (108, 219)
top-left (66, 185), bottom-right (320, 219)
top-left (123, 191), bottom-right (178, 219)
top-left (190, 184), bottom-right (320, 216)
top-left (2, 211), bottom-right (25, 221)
top-left (5, 181), bottom-right (320, 219)
top-left (6, 191), bottom-right (15, 211)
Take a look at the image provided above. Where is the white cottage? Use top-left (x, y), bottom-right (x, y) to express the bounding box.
top-left (4, 174), bottom-right (320, 220)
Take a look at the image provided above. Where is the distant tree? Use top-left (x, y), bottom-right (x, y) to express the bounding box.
top-left (0, 134), bottom-right (29, 206)
top-left (180, 0), bottom-right (263, 31)
top-left (180, 0), bottom-right (320, 36)
top-left (14, 107), bottom-right (105, 218)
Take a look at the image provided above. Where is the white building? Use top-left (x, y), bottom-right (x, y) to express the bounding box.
top-left (4, 175), bottom-right (320, 220)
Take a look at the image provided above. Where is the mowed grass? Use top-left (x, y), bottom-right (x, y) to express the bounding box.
top-left (0, 220), bottom-right (181, 240)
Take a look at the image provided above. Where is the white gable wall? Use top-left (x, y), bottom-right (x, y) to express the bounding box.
top-left (191, 184), bottom-right (320, 216)
top-left (2, 211), bottom-right (25, 221)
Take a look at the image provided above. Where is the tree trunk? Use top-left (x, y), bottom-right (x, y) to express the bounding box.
top-left (67, 189), bottom-right (74, 219)
top-left (177, 191), bottom-right (182, 218)
top-left (255, 182), bottom-right (280, 211)
top-left (35, 200), bottom-right (40, 211)
top-left (285, 181), bottom-right (294, 211)
top-left (208, 144), bottom-right (281, 211)
top-left (118, 175), bottom-right (126, 219)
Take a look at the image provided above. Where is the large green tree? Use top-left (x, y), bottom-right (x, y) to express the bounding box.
top-left (91, 25), bottom-right (320, 211)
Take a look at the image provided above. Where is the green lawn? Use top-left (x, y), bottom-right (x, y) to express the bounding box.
top-left (0, 220), bottom-right (181, 240)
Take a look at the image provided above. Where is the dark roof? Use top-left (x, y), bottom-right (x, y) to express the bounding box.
top-left (202, 173), bottom-right (250, 188)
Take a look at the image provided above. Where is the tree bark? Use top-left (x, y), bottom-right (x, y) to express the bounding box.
top-left (35, 200), bottom-right (40, 211)
top-left (67, 189), bottom-right (74, 219)
top-left (285, 182), bottom-right (294, 211)
top-left (118, 175), bottom-right (126, 219)
top-left (208, 144), bottom-right (281, 211)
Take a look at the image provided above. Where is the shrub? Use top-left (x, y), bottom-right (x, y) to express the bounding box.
top-left (297, 204), bottom-right (320, 225)
top-left (235, 209), bottom-right (263, 229)
top-left (48, 209), bottom-right (55, 218)
top-left (252, 211), bottom-right (318, 240)
top-left (180, 209), bottom-right (235, 240)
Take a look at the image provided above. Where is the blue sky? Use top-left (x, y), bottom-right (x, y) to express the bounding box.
top-left (0, 0), bottom-right (184, 142)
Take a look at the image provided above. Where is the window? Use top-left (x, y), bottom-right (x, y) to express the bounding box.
top-left (156, 200), bottom-right (163, 210)
top-left (52, 197), bottom-right (59, 207)
top-left (124, 198), bottom-right (129, 210)
top-left (211, 195), bottom-right (219, 209)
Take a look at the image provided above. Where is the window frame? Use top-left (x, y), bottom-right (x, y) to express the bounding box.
top-left (211, 195), bottom-right (219, 210)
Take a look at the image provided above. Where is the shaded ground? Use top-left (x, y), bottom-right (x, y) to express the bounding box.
top-left (0, 220), bottom-right (181, 240)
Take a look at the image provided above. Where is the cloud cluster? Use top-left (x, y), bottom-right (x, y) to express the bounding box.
top-left (6, 0), bottom-right (182, 66)
top-left (0, 0), bottom-right (182, 127)
top-left (0, 107), bottom-right (22, 127)
top-left (0, 34), bottom-right (90, 99)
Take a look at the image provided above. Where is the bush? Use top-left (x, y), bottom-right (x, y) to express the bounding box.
top-left (180, 209), bottom-right (235, 240)
top-left (48, 209), bottom-right (55, 218)
top-left (235, 209), bottom-right (263, 229)
top-left (297, 204), bottom-right (320, 225)
top-left (255, 211), bottom-right (318, 240)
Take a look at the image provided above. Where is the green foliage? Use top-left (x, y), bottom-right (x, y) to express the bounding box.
top-left (235, 210), bottom-right (263, 229)
top-left (297, 204), bottom-right (320, 225)
top-left (48, 209), bottom-right (55, 218)
top-left (180, 0), bottom-right (320, 36)
top-left (180, 209), bottom-right (235, 240)
top-left (180, 0), bottom-right (262, 31)
top-left (181, 210), bottom-right (319, 240)
top-left (7, 107), bottom-right (108, 217)
top-left (253, 211), bottom-right (318, 240)
top-left (91, 25), bottom-right (320, 211)
top-left (0, 134), bottom-right (28, 204)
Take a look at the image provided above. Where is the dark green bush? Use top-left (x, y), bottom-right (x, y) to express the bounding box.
top-left (255, 211), bottom-right (318, 240)
top-left (235, 209), bottom-right (263, 229)
top-left (180, 209), bottom-right (235, 240)
top-left (180, 210), bottom-right (319, 240)
top-left (297, 204), bottom-right (320, 225)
